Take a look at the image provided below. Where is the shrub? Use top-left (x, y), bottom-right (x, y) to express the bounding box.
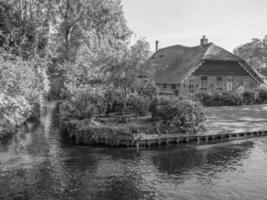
top-left (0, 52), bottom-right (49, 138)
top-left (104, 90), bottom-right (124, 114)
top-left (127, 94), bottom-right (150, 116)
top-left (195, 91), bottom-right (243, 106)
top-left (214, 91), bottom-right (243, 106)
top-left (242, 90), bottom-right (256, 105)
top-left (151, 97), bottom-right (206, 134)
top-left (256, 85), bottom-right (267, 104)
top-left (149, 98), bottom-right (159, 120)
top-left (194, 92), bottom-right (213, 106)
top-left (136, 81), bottom-right (157, 99)
top-left (104, 90), bottom-right (151, 116)
top-left (59, 100), bottom-right (96, 121)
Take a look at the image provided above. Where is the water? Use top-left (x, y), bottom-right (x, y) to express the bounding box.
top-left (1, 102), bottom-right (267, 200)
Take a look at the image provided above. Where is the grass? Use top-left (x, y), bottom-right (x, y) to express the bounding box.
top-left (203, 104), bottom-right (267, 135)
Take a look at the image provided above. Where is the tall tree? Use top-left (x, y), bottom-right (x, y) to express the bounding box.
top-left (104, 39), bottom-right (153, 113)
top-left (0, 0), bottom-right (55, 59)
top-left (234, 36), bottom-right (267, 69)
top-left (52, 0), bottom-right (131, 63)
top-left (55, 0), bottom-right (132, 99)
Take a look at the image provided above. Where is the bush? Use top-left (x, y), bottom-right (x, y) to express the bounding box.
top-left (136, 81), bottom-right (157, 99)
top-left (195, 91), bottom-right (243, 106)
top-left (194, 92), bottom-right (213, 106)
top-left (214, 91), bottom-right (243, 106)
top-left (255, 85), bottom-right (267, 104)
top-left (0, 52), bottom-right (49, 138)
top-left (104, 90), bottom-right (151, 116)
top-left (104, 90), bottom-right (124, 114)
top-left (127, 94), bottom-right (150, 116)
top-left (59, 100), bottom-right (96, 121)
top-left (242, 90), bottom-right (256, 105)
top-left (151, 97), bottom-right (206, 134)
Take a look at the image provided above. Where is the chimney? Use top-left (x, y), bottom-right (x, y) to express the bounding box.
top-left (200, 35), bottom-right (208, 46)
top-left (155, 40), bottom-right (159, 52)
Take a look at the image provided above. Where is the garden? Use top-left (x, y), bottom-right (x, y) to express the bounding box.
top-left (58, 88), bottom-right (206, 145)
top-left (194, 84), bottom-right (267, 106)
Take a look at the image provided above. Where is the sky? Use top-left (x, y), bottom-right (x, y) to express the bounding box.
top-left (121, 0), bottom-right (267, 52)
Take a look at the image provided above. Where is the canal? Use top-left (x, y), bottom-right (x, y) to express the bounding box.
top-left (1, 102), bottom-right (267, 200)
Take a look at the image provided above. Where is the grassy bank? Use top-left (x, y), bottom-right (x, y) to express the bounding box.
top-left (59, 104), bottom-right (267, 147)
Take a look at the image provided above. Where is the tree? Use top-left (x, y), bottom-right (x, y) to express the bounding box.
top-left (0, 0), bottom-right (55, 59)
top-left (105, 39), bottom-right (154, 114)
top-left (234, 36), bottom-right (267, 69)
top-left (48, 0), bottom-right (132, 99)
top-left (0, 50), bottom-right (50, 136)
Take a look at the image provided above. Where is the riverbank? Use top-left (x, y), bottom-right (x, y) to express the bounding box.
top-left (60, 104), bottom-right (267, 147)
top-left (2, 104), bottom-right (267, 200)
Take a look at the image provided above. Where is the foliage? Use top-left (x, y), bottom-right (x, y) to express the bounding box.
top-left (194, 92), bottom-right (214, 106)
top-left (213, 92), bottom-right (243, 106)
top-left (104, 90), bottom-right (124, 114)
top-left (126, 94), bottom-right (151, 116)
top-left (255, 85), bottom-right (267, 104)
top-left (0, 0), bottom-right (54, 59)
top-left (151, 97), bottom-right (206, 134)
top-left (0, 51), bottom-right (50, 137)
top-left (49, 0), bottom-right (132, 98)
top-left (242, 90), bottom-right (257, 105)
top-left (104, 39), bottom-right (154, 113)
top-left (136, 79), bottom-right (158, 99)
top-left (195, 91), bottom-right (243, 106)
top-left (234, 36), bottom-right (267, 69)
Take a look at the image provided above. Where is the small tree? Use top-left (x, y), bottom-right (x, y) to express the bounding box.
top-left (105, 39), bottom-right (155, 114)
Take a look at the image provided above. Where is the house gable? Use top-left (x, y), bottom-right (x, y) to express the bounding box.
top-left (192, 60), bottom-right (251, 76)
top-left (152, 38), bottom-right (264, 86)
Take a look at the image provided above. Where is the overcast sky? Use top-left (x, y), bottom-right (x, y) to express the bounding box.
top-left (122, 0), bottom-right (267, 52)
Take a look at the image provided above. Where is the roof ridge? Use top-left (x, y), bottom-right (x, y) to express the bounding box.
top-left (201, 42), bottom-right (213, 60)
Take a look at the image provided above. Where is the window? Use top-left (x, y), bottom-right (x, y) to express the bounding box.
top-left (200, 76), bottom-right (208, 91)
top-left (216, 76), bottom-right (223, 90)
top-left (189, 79), bottom-right (195, 94)
top-left (244, 79), bottom-right (249, 89)
top-left (163, 84), bottom-right (167, 89)
top-left (171, 84), bottom-right (176, 90)
top-left (226, 76), bottom-right (233, 91)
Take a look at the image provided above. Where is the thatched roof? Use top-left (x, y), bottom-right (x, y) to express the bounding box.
top-left (151, 43), bottom-right (263, 84)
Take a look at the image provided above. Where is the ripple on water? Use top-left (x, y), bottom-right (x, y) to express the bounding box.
top-left (1, 104), bottom-right (267, 199)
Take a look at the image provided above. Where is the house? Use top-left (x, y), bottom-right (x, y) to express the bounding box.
top-left (151, 36), bottom-right (264, 96)
top-left (257, 68), bottom-right (267, 84)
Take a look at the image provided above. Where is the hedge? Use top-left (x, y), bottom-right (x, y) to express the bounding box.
top-left (195, 86), bottom-right (267, 107)
top-left (150, 97), bottom-right (206, 134)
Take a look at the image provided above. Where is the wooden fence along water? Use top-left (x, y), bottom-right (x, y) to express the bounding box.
top-left (73, 129), bottom-right (267, 148)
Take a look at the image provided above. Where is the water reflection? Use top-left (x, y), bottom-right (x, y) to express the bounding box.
top-left (0, 102), bottom-right (267, 200)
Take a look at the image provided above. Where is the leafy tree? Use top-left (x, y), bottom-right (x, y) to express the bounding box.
top-left (48, 0), bottom-right (131, 99)
top-left (0, 0), bottom-right (55, 59)
top-left (0, 50), bottom-right (50, 137)
top-left (234, 36), bottom-right (267, 69)
top-left (104, 39), bottom-right (155, 114)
